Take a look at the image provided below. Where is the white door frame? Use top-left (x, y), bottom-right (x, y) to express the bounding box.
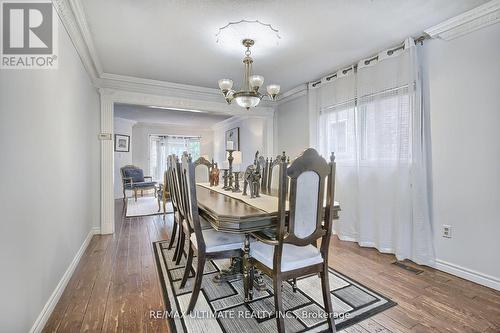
top-left (99, 88), bottom-right (274, 234)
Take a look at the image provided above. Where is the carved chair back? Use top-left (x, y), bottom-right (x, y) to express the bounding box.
top-left (194, 156), bottom-right (212, 183)
top-left (180, 154), bottom-right (206, 252)
top-left (268, 152), bottom-right (288, 194)
top-left (275, 148), bottom-right (336, 270)
top-left (166, 155), bottom-right (179, 212)
top-left (171, 155), bottom-right (188, 223)
top-left (257, 155), bottom-right (268, 191)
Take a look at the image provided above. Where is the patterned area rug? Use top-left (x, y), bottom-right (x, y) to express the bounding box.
top-left (125, 197), bottom-right (172, 217)
top-left (153, 240), bottom-right (396, 333)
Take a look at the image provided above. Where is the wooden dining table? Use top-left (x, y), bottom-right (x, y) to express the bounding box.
top-left (195, 183), bottom-right (341, 301)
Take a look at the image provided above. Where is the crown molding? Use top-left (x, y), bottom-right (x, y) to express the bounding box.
top-left (211, 113), bottom-right (273, 131)
top-left (53, 0), bottom-right (102, 85)
top-left (98, 73), bottom-right (222, 101)
top-left (113, 117), bottom-right (137, 126)
top-left (99, 88), bottom-right (274, 117)
top-left (425, 0), bottom-right (500, 40)
top-left (276, 84), bottom-right (308, 105)
top-left (134, 121), bottom-right (214, 130)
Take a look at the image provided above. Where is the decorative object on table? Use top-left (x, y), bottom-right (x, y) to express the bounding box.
top-left (225, 127), bottom-right (239, 150)
top-left (224, 142), bottom-right (240, 191)
top-left (242, 164), bottom-right (261, 198)
top-left (218, 37), bottom-right (280, 110)
top-left (114, 134), bottom-right (130, 152)
top-left (232, 171), bottom-right (241, 193)
top-left (228, 150), bottom-right (242, 192)
top-left (120, 165), bottom-right (157, 201)
top-left (242, 151), bottom-right (263, 198)
top-left (154, 240), bottom-right (396, 333)
top-left (222, 169), bottom-right (229, 190)
top-left (209, 162), bottom-right (220, 186)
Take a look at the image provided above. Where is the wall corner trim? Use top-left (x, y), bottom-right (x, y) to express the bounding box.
top-left (424, 0), bottom-right (500, 40)
top-left (434, 259), bottom-right (500, 291)
top-left (29, 226), bottom-right (101, 333)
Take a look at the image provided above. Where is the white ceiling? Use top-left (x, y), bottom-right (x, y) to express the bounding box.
top-left (114, 104), bottom-right (231, 127)
top-left (82, 0), bottom-right (487, 92)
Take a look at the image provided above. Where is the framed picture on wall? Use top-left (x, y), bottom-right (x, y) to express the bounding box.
top-left (225, 127), bottom-right (240, 150)
top-left (114, 134), bottom-right (130, 152)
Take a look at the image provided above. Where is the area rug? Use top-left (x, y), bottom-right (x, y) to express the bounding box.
top-left (153, 240), bottom-right (396, 333)
top-left (125, 196), bottom-right (173, 217)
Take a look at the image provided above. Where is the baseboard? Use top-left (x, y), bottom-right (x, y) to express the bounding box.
top-left (334, 232), bottom-right (500, 291)
top-left (434, 259), bottom-right (500, 291)
top-left (29, 226), bottom-right (101, 333)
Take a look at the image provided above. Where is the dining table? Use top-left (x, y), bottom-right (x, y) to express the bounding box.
top-left (195, 182), bottom-right (341, 301)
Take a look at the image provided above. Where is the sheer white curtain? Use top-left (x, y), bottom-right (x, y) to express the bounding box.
top-left (317, 38), bottom-right (434, 265)
top-left (149, 135), bottom-right (201, 181)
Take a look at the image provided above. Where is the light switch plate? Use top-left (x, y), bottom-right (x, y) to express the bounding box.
top-left (99, 133), bottom-right (112, 140)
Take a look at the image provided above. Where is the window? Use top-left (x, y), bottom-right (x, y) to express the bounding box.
top-left (319, 102), bottom-right (356, 162)
top-left (319, 87), bottom-right (410, 165)
top-left (149, 135), bottom-right (201, 181)
top-left (358, 87), bottom-right (410, 163)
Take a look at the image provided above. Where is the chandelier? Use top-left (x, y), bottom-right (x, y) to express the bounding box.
top-left (218, 39), bottom-right (280, 110)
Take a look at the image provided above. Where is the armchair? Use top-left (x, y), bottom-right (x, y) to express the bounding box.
top-left (120, 165), bottom-right (157, 201)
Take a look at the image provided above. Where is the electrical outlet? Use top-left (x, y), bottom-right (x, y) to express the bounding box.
top-left (442, 225), bottom-right (452, 238)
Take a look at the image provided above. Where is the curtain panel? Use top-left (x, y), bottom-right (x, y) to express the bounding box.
top-left (316, 38), bottom-right (434, 265)
top-left (149, 135), bottom-right (201, 182)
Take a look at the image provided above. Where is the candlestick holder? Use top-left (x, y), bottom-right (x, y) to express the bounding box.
top-left (232, 172), bottom-right (241, 192)
top-left (225, 149), bottom-right (235, 191)
top-left (222, 169), bottom-right (229, 190)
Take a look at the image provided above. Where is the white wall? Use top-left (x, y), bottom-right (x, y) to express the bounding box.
top-left (131, 122), bottom-right (214, 175)
top-left (275, 94), bottom-right (310, 159)
top-left (0, 16), bottom-right (100, 333)
top-left (213, 116), bottom-right (272, 170)
top-left (114, 117), bottom-right (135, 199)
top-left (274, 23), bottom-right (500, 288)
top-left (422, 23), bottom-right (500, 286)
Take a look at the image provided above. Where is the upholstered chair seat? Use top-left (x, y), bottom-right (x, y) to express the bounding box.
top-left (124, 181), bottom-right (156, 189)
top-left (191, 229), bottom-right (244, 253)
top-left (250, 242), bottom-right (323, 272)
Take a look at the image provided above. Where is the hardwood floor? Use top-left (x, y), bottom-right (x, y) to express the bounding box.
top-left (43, 200), bottom-right (500, 332)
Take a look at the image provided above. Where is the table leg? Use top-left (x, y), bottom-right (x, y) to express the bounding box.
top-left (254, 270), bottom-right (267, 291)
top-left (212, 257), bottom-right (242, 284)
top-left (243, 234), bottom-right (252, 302)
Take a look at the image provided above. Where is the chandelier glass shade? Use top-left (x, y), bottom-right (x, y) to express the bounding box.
top-left (218, 39), bottom-right (280, 110)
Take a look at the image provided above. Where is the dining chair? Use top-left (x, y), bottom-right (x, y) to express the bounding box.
top-left (194, 156), bottom-right (212, 183)
top-left (257, 155), bottom-right (268, 191)
top-left (267, 152), bottom-right (288, 195)
top-left (178, 154), bottom-right (245, 314)
top-left (165, 155), bottom-right (182, 250)
top-left (250, 148), bottom-right (337, 333)
top-left (173, 154), bottom-right (213, 265)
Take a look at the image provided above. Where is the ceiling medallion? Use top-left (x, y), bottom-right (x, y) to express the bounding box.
top-left (218, 38), bottom-right (280, 110)
top-left (215, 19), bottom-right (281, 48)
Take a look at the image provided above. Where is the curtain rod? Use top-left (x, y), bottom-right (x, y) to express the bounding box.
top-left (311, 34), bottom-right (430, 88)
